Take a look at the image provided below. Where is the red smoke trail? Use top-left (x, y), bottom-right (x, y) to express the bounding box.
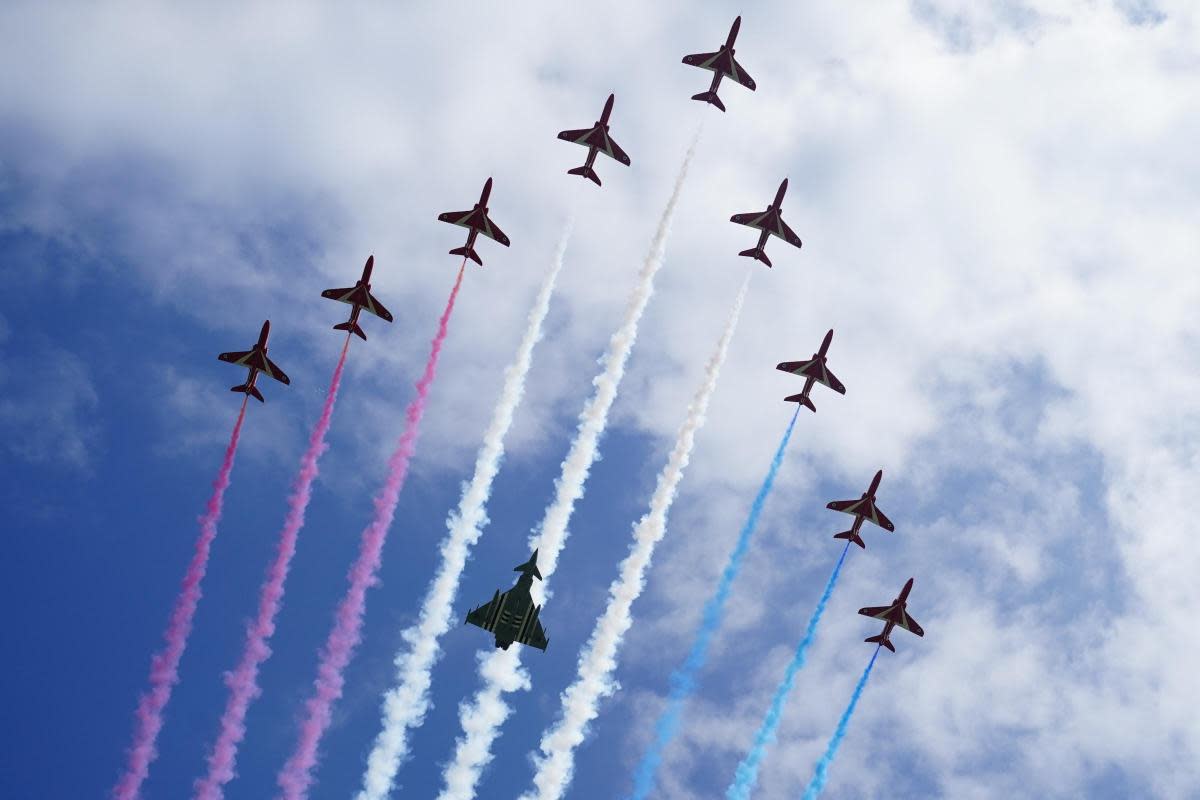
top-left (276, 263), bottom-right (466, 800)
top-left (113, 398), bottom-right (249, 800)
top-left (193, 335), bottom-right (352, 800)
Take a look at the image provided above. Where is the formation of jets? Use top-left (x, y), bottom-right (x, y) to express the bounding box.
top-left (209, 16), bottom-right (925, 656)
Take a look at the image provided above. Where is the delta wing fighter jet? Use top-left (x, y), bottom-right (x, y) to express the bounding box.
top-left (437, 177), bottom-right (511, 266)
top-left (465, 550), bottom-right (549, 651)
top-left (858, 578), bottom-right (924, 652)
top-left (217, 320), bottom-right (290, 403)
top-left (776, 329), bottom-right (845, 411)
top-left (730, 178), bottom-right (803, 267)
top-left (826, 470), bottom-right (894, 549)
top-left (321, 255), bottom-right (393, 340)
top-left (557, 93), bottom-right (631, 186)
top-left (683, 16), bottom-right (756, 112)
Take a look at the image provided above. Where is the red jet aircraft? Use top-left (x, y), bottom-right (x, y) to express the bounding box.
top-left (217, 320), bottom-right (290, 403)
top-left (826, 469), bottom-right (894, 549)
top-left (321, 254), bottom-right (393, 340)
top-left (437, 177), bottom-right (510, 266)
top-left (858, 578), bottom-right (924, 652)
top-left (557, 93), bottom-right (631, 186)
top-left (730, 178), bottom-right (803, 267)
top-left (683, 16), bottom-right (756, 112)
top-left (776, 329), bottom-right (845, 412)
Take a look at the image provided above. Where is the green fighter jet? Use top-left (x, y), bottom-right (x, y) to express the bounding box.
top-left (465, 550), bottom-right (550, 651)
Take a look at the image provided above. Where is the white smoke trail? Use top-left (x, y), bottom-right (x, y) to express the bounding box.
top-left (520, 273), bottom-right (750, 800)
top-left (436, 133), bottom-right (701, 800)
top-left (355, 225), bottom-right (572, 800)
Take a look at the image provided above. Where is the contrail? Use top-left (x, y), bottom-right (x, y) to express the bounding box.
top-left (194, 335), bottom-right (352, 800)
top-left (802, 646), bottom-right (882, 800)
top-left (356, 224), bottom-right (571, 800)
top-left (629, 405), bottom-right (802, 800)
top-left (726, 542), bottom-right (852, 800)
top-left (113, 398), bottom-right (249, 800)
top-left (521, 273), bottom-right (751, 800)
top-left (437, 132), bottom-right (701, 800)
top-left (275, 264), bottom-right (466, 800)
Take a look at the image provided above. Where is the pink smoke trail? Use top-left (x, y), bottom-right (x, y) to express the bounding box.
top-left (113, 398), bottom-right (249, 800)
top-left (193, 335), bottom-right (352, 800)
top-left (275, 263), bottom-right (466, 800)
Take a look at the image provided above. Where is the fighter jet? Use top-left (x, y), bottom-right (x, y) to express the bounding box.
top-left (730, 178), bottom-right (803, 267)
top-left (683, 16), bottom-right (756, 112)
top-left (320, 255), bottom-right (393, 340)
top-left (826, 470), bottom-right (894, 549)
top-left (858, 578), bottom-right (924, 652)
top-left (464, 550), bottom-right (549, 651)
top-left (776, 329), bottom-right (845, 412)
top-left (557, 93), bottom-right (631, 186)
top-left (437, 177), bottom-right (511, 266)
top-left (217, 320), bottom-right (290, 403)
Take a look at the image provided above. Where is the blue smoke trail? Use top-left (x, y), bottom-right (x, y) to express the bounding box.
top-left (628, 407), bottom-right (801, 800)
top-left (802, 646), bottom-right (882, 800)
top-left (725, 541), bottom-right (852, 800)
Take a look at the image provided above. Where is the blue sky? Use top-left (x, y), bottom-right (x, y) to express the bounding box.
top-left (3, 2), bottom-right (1198, 799)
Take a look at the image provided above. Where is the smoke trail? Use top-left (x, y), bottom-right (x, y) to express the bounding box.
top-left (275, 264), bottom-right (466, 800)
top-left (113, 399), bottom-right (249, 800)
top-left (356, 225), bottom-right (571, 800)
top-left (521, 273), bottom-right (751, 800)
top-left (802, 647), bottom-right (881, 800)
top-left (194, 335), bottom-right (352, 800)
top-left (629, 405), bottom-right (801, 800)
top-left (726, 542), bottom-right (852, 800)
top-left (437, 133), bottom-right (701, 800)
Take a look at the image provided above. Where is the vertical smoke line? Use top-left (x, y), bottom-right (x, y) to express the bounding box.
top-left (356, 224), bottom-right (572, 800)
top-left (520, 272), bottom-right (752, 800)
top-left (436, 130), bottom-right (702, 800)
top-left (113, 398), bottom-right (249, 800)
top-left (274, 264), bottom-right (466, 800)
top-left (629, 405), bottom-right (802, 800)
top-left (802, 646), bottom-right (882, 800)
top-left (193, 335), bottom-right (352, 800)
top-left (726, 542), bottom-right (852, 800)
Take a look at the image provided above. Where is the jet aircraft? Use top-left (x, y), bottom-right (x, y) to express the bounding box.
top-left (826, 470), bottom-right (894, 549)
top-left (682, 16), bottom-right (756, 112)
top-left (437, 177), bottom-right (511, 266)
top-left (858, 578), bottom-right (924, 652)
top-left (320, 254), bottom-right (393, 340)
top-left (776, 329), bottom-right (845, 411)
top-left (557, 93), bottom-right (631, 186)
top-left (217, 320), bottom-right (290, 403)
top-left (464, 550), bottom-right (549, 651)
top-left (730, 178), bottom-right (803, 267)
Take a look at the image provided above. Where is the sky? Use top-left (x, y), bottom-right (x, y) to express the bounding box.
top-left (2, 1), bottom-right (1198, 798)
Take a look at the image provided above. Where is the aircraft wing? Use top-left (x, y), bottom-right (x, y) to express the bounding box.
top-left (438, 209), bottom-right (478, 228)
top-left (727, 55), bottom-right (756, 90)
top-left (557, 127), bottom-right (595, 147)
top-left (858, 605), bottom-right (891, 620)
top-left (771, 217), bottom-right (803, 249)
top-left (218, 349), bottom-right (255, 367)
top-left (827, 498), bottom-right (863, 514)
top-left (870, 503), bottom-right (895, 532)
top-left (363, 290), bottom-right (393, 322)
top-left (263, 356), bottom-right (291, 385)
top-left (480, 214), bottom-right (511, 247)
top-left (465, 590), bottom-right (506, 632)
top-left (682, 50), bottom-right (722, 70)
top-left (602, 131), bottom-right (631, 165)
top-left (321, 286), bottom-right (361, 305)
top-left (899, 610), bottom-right (924, 636)
top-left (731, 209), bottom-right (769, 230)
top-left (519, 612), bottom-right (549, 651)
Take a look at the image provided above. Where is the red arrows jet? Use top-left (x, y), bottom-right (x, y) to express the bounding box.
top-left (730, 178), bottom-right (803, 267)
top-left (858, 578), bottom-right (924, 652)
top-left (320, 254), bottom-right (393, 340)
top-left (557, 93), bottom-right (631, 186)
top-left (217, 320), bottom-right (290, 403)
top-left (683, 16), bottom-right (756, 112)
top-left (826, 470), bottom-right (894, 549)
top-left (776, 329), bottom-right (845, 412)
top-left (437, 177), bottom-right (511, 266)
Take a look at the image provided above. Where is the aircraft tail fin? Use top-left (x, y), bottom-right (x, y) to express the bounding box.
top-left (232, 383), bottom-right (265, 403)
top-left (691, 90), bottom-right (726, 112)
top-left (449, 245), bottom-right (483, 266)
top-left (567, 165), bottom-right (602, 186)
top-left (739, 246), bottom-right (772, 267)
top-left (785, 392), bottom-right (816, 412)
top-left (833, 529), bottom-right (866, 549)
top-left (865, 634), bottom-right (895, 653)
top-left (333, 320), bottom-right (367, 340)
